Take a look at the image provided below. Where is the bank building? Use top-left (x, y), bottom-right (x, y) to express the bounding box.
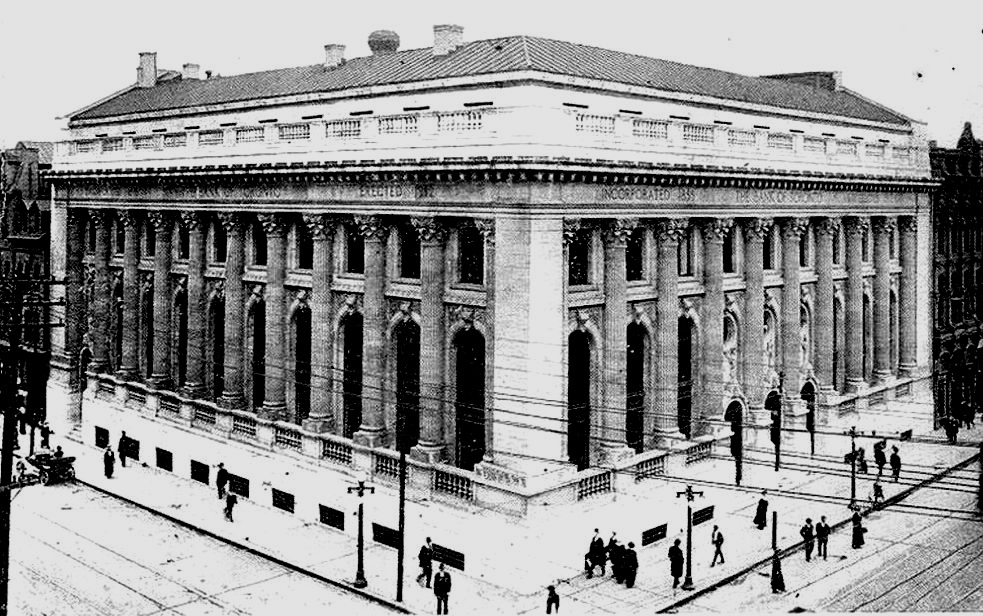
top-left (46, 25), bottom-right (935, 589)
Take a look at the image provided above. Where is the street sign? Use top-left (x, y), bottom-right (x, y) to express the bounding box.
top-left (693, 505), bottom-right (715, 526)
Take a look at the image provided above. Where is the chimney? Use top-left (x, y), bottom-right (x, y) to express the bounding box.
top-left (368, 30), bottom-right (400, 56)
top-left (182, 63), bottom-right (200, 80)
top-left (433, 24), bottom-right (463, 56)
top-left (324, 44), bottom-right (346, 68)
top-left (137, 52), bottom-right (158, 88)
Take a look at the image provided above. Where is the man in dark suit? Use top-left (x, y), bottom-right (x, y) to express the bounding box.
top-left (623, 542), bottom-right (639, 588)
top-left (815, 516), bottom-right (830, 560)
top-left (434, 563), bottom-right (452, 614)
top-left (417, 537), bottom-right (434, 588)
top-left (118, 431), bottom-right (129, 467)
top-left (800, 518), bottom-right (815, 562)
top-left (668, 539), bottom-right (684, 589)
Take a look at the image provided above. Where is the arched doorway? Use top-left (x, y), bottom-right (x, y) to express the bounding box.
top-left (394, 319), bottom-right (420, 452)
top-left (175, 290), bottom-right (188, 387)
top-left (455, 328), bottom-right (485, 470)
top-left (626, 322), bottom-right (646, 453)
top-left (766, 390), bottom-right (782, 454)
top-left (210, 298), bottom-right (225, 400)
top-left (801, 381), bottom-right (816, 456)
top-left (293, 305), bottom-right (311, 423)
top-left (342, 313), bottom-right (363, 439)
top-left (568, 330), bottom-right (591, 471)
top-left (678, 316), bottom-right (694, 439)
top-left (724, 400), bottom-right (743, 485)
top-left (250, 300), bottom-right (266, 409)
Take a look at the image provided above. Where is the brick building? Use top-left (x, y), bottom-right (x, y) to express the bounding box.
top-left (45, 27), bottom-right (935, 587)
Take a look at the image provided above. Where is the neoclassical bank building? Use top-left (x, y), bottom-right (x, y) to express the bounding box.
top-left (47, 27), bottom-right (935, 587)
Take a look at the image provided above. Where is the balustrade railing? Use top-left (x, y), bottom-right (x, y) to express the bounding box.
top-left (274, 425), bottom-right (302, 450)
top-left (577, 471), bottom-right (612, 500)
top-left (634, 455), bottom-right (667, 482)
top-left (232, 415), bottom-right (257, 438)
top-left (434, 469), bottom-right (474, 501)
top-left (685, 441), bottom-right (713, 465)
top-left (373, 453), bottom-right (399, 480)
top-left (320, 439), bottom-right (353, 466)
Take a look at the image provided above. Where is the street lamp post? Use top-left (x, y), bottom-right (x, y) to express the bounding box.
top-left (347, 475), bottom-right (375, 589)
top-left (675, 484), bottom-right (704, 591)
top-left (847, 425), bottom-right (858, 510)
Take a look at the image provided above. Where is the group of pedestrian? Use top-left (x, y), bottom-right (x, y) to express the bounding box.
top-left (583, 530), bottom-right (638, 588)
top-left (103, 430), bottom-right (133, 479)
top-left (942, 415), bottom-right (961, 444)
top-left (798, 516), bottom-right (831, 562)
top-left (848, 440), bottom-right (903, 484)
top-left (417, 538), bottom-right (452, 614)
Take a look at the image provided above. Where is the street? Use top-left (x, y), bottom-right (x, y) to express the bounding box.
top-left (8, 478), bottom-right (397, 616)
top-left (676, 465), bottom-right (983, 613)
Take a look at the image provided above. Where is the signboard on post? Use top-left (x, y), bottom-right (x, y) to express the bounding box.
top-left (693, 505), bottom-right (715, 526)
top-left (642, 523), bottom-right (668, 546)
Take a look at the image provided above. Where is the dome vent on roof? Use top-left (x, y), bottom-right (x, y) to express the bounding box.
top-left (368, 30), bottom-right (400, 56)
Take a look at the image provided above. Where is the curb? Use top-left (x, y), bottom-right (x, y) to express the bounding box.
top-left (656, 450), bottom-right (982, 613)
top-left (73, 475), bottom-right (412, 614)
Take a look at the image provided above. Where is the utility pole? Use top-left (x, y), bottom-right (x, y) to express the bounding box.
top-left (675, 484), bottom-right (704, 591)
top-left (0, 273), bottom-right (20, 616)
top-left (396, 411), bottom-right (407, 602)
top-left (847, 425), bottom-right (858, 510)
top-left (773, 371), bottom-right (785, 472)
top-left (770, 510), bottom-right (784, 593)
top-left (347, 475), bottom-right (375, 589)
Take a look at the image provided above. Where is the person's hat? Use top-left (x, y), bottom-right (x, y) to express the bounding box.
top-left (547, 585), bottom-right (556, 592)
top-left (218, 462), bottom-right (224, 467)
top-left (806, 518), bottom-right (812, 523)
top-left (628, 542), bottom-right (635, 548)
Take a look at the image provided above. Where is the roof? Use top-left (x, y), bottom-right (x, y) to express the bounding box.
top-left (13, 141), bottom-right (54, 164)
top-left (71, 35), bottom-right (910, 126)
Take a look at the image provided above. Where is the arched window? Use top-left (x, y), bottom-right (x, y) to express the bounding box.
top-left (626, 227), bottom-right (645, 281)
top-left (569, 231), bottom-right (591, 285)
top-left (394, 319), bottom-right (420, 451)
top-left (342, 313), bottom-right (363, 438)
top-left (567, 330), bottom-right (591, 470)
top-left (252, 223), bottom-right (267, 266)
top-left (459, 225), bottom-right (484, 284)
top-left (762, 228), bottom-right (774, 270)
top-left (678, 229), bottom-right (693, 276)
top-left (296, 223), bottom-right (312, 270)
top-left (87, 220), bottom-right (96, 253)
top-left (678, 316), bottom-right (694, 438)
top-left (213, 223), bottom-right (227, 264)
top-left (399, 224), bottom-right (420, 279)
top-left (346, 225), bottom-right (364, 274)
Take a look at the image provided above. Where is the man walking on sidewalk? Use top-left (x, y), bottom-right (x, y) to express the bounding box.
top-left (710, 525), bottom-right (725, 567)
top-left (800, 518), bottom-right (815, 562)
top-left (103, 446), bottom-right (115, 479)
top-left (224, 492), bottom-right (238, 522)
top-left (434, 563), bottom-right (452, 615)
top-left (874, 439), bottom-right (887, 475)
top-left (118, 431), bottom-right (128, 467)
top-left (623, 542), bottom-right (639, 589)
top-left (815, 516), bottom-right (830, 560)
top-left (418, 537), bottom-right (434, 588)
top-left (753, 490), bottom-right (769, 530)
top-left (668, 539), bottom-right (684, 589)
top-left (216, 463), bottom-right (229, 499)
top-left (545, 585), bottom-right (560, 614)
top-left (890, 446), bottom-right (902, 482)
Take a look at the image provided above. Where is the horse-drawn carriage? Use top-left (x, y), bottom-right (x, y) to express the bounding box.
top-left (24, 452), bottom-right (76, 485)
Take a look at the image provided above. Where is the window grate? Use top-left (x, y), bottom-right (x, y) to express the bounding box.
top-left (577, 472), bottom-right (612, 500)
top-left (278, 123), bottom-right (311, 141)
top-left (198, 130), bottom-right (224, 146)
top-left (326, 119), bottom-right (362, 139)
top-left (803, 137), bottom-right (826, 153)
top-left (193, 407), bottom-right (216, 426)
top-left (128, 390), bottom-right (147, 406)
top-left (767, 133), bottom-right (794, 151)
top-left (575, 113), bottom-right (615, 134)
top-left (632, 119), bottom-right (669, 140)
top-left (319, 504), bottom-right (345, 530)
top-left (378, 115), bottom-right (418, 135)
top-left (235, 127), bottom-right (265, 143)
top-left (682, 124), bottom-right (715, 144)
top-left (164, 133), bottom-right (187, 148)
top-left (159, 397), bottom-right (180, 416)
top-left (727, 129), bottom-right (756, 149)
top-left (434, 470), bottom-right (475, 501)
top-left (101, 139), bottom-right (123, 153)
top-left (272, 488), bottom-right (295, 513)
top-left (437, 111), bottom-right (483, 132)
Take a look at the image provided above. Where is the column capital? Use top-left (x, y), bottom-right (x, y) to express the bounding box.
top-left (147, 211), bottom-right (173, 231)
top-left (562, 218), bottom-right (582, 245)
top-left (700, 217), bottom-right (734, 243)
top-left (257, 213), bottom-right (289, 236)
top-left (179, 211), bottom-right (206, 231)
top-left (872, 216), bottom-right (897, 234)
top-left (656, 218), bottom-right (689, 242)
top-left (474, 218), bottom-right (495, 244)
top-left (604, 218), bottom-right (639, 245)
top-left (302, 213), bottom-right (335, 239)
top-left (67, 208), bottom-right (88, 225)
top-left (90, 209), bottom-right (114, 225)
top-left (815, 217), bottom-right (842, 237)
top-left (780, 217), bottom-right (810, 239)
top-left (217, 212), bottom-right (246, 233)
top-left (899, 216), bottom-right (918, 233)
top-left (743, 217), bottom-right (773, 241)
top-left (844, 216), bottom-right (870, 236)
top-left (354, 214), bottom-right (389, 241)
top-left (411, 216), bottom-right (447, 243)
top-left (118, 210), bottom-right (142, 228)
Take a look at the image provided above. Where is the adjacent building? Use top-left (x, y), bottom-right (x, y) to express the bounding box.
top-left (45, 26), bottom-right (936, 588)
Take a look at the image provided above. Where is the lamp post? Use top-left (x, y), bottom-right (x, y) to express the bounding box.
top-left (675, 484), bottom-right (704, 591)
top-left (347, 474), bottom-right (375, 589)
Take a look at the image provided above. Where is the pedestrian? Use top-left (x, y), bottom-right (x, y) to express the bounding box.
top-left (799, 518), bottom-right (815, 562)
top-left (873, 440), bottom-right (887, 475)
top-left (607, 533), bottom-right (621, 581)
top-left (585, 528), bottom-right (606, 578)
top-left (40, 422), bottom-right (50, 450)
top-left (710, 525), bottom-right (725, 567)
top-left (815, 515), bottom-right (830, 560)
top-left (54, 445), bottom-right (64, 458)
top-left (118, 431), bottom-right (128, 467)
top-left (872, 480), bottom-right (884, 505)
top-left (753, 490), bottom-right (769, 530)
top-left (224, 492), bottom-right (238, 522)
top-left (856, 447), bottom-right (868, 474)
top-left (771, 554), bottom-right (786, 593)
top-left (851, 510), bottom-right (865, 549)
top-left (546, 585), bottom-right (560, 614)
top-left (418, 537), bottom-right (434, 588)
top-left (433, 563), bottom-right (451, 615)
top-left (668, 538), bottom-right (684, 589)
top-left (890, 446), bottom-right (901, 482)
top-left (623, 542), bottom-right (639, 589)
top-left (103, 446), bottom-right (115, 479)
top-left (216, 463), bottom-right (229, 500)
top-left (612, 540), bottom-right (627, 584)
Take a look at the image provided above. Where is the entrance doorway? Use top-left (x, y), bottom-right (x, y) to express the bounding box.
top-left (455, 328), bottom-right (486, 470)
top-left (678, 317), bottom-right (694, 439)
top-left (626, 322), bottom-right (646, 453)
top-left (800, 381), bottom-right (816, 455)
top-left (568, 330), bottom-right (591, 471)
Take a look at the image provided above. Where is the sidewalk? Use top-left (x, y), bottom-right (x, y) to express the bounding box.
top-left (16, 420), bottom-right (981, 616)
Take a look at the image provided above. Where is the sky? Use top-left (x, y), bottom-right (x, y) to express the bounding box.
top-left (2, 0), bottom-right (982, 149)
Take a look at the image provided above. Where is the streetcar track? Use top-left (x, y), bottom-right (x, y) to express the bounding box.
top-left (15, 557), bottom-right (116, 616)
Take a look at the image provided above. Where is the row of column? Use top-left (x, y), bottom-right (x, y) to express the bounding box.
top-left (63, 209), bottom-right (493, 456)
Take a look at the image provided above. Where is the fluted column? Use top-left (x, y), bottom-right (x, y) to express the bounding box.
top-left (218, 213), bottom-right (246, 409)
top-left (601, 218), bottom-right (636, 450)
top-left (259, 214), bottom-right (288, 419)
top-left (845, 217), bottom-right (869, 392)
top-left (90, 210), bottom-right (112, 373)
top-left (354, 215), bottom-right (389, 446)
top-left (411, 217), bottom-right (447, 461)
top-left (742, 218), bottom-right (772, 414)
top-left (65, 208), bottom-right (88, 392)
top-left (814, 218), bottom-right (839, 391)
top-left (302, 214), bottom-right (336, 431)
top-left (475, 218), bottom-right (495, 462)
top-left (117, 211), bottom-right (142, 380)
top-left (701, 218), bottom-right (732, 436)
top-left (898, 216), bottom-right (918, 376)
top-left (781, 218), bottom-right (808, 399)
top-left (148, 212), bottom-right (173, 388)
top-left (873, 217), bottom-right (895, 383)
top-left (180, 212), bottom-right (208, 397)
top-left (654, 218), bottom-right (688, 442)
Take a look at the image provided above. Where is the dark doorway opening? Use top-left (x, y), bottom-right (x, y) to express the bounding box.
top-left (801, 381), bottom-right (816, 456)
top-left (294, 306), bottom-right (312, 423)
top-left (678, 316), bottom-right (694, 439)
top-left (626, 322), bottom-right (646, 453)
top-left (342, 314), bottom-right (363, 439)
top-left (211, 299), bottom-right (225, 400)
top-left (724, 401), bottom-right (743, 485)
top-left (455, 328), bottom-right (486, 470)
top-left (568, 330), bottom-right (591, 471)
top-left (176, 290), bottom-right (188, 387)
top-left (251, 301), bottom-right (266, 409)
top-left (395, 319), bottom-right (420, 451)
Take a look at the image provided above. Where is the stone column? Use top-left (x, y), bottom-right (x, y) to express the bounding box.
top-left (600, 218), bottom-right (637, 457)
top-left (873, 217), bottom-right (896, 383)
top-left (742, 218), bottom-right (772, 414)
top-left (898, 216), bottom-right (918, 376)
top-left (259, 213), bottom-right (288, 420)
top-left (148, 212), bottom-right (173, 389)
top-left (302, 214), bottom-right (336, 431)
top-left (781, 218), bottom-right (808, 400)
top-left (701, 218), bottom-right (733, 436)
top-left (90, 210), bottom-right (112, 374)
top-left (845, 216), bottom-right (869, 393)
top-left (180, 212), bottom-right (208, 397)
top-left (475, 218), bottom-right (496, 462)
top-left (654, 218), bottom-right (688, 443)
top-left (217, 213), bottom-right (246, 409)
top-left (117, 211), bottom-right (141, 380)
top-left (64, 208), bottom-right (88, 391)
top-left (354, 215), bottom-right (389, 446)
top-left (411, 217), bottom-right (447, 461)
top-left (814, 217), bottom-right (839, 391)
